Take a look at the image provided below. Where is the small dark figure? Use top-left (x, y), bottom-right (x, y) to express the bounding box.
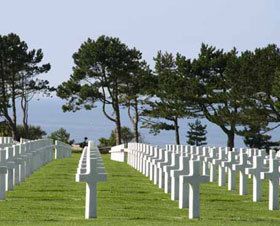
top-left (80, 137), bottom-right (88, 148)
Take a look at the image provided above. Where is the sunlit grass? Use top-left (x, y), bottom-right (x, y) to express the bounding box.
top-left (0, 153), bottom-right (279, 225)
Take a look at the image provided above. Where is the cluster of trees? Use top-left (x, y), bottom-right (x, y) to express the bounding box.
top-left (0, 123), bottom-right (46, 140)
top-left (98, 126), bottom-right (137, 148)
top-left (57, 35), bottom-right (280, 149)
top-left (1, 33), bottom-right (277, 149)
top-left (48, 127), bottom-right (74, 144)
top-left (0, 33), bottom-right (53, 141)
top-left (56, 36), bottom-right (280, 149)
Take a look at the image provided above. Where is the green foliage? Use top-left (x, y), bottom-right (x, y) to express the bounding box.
top-left (48, 128), bottom-right (74, 144)
top-left (0, 33), bottom-right (51, 141)
top-left (242, 125), bottom-right (279, 150)
top-left (121, 60), bottom-right (152, 143)
top-left (98, 137), bottom-right (115, 148)
top-left (142, 120), bottom-right (175, 135)
top-left (142, 52), bottom-right (198, 144)
top-left (0, 123), bottom-right (46, 140)
top-left (98, 126), bottom-right (135, 147)
top-left (53, 36), bottom-right (280, 148)
top-left (0, 121), bottom-right (10, 136)
top-left (56, 35), bottom-right (143, 111)
top-left (17, 125), bottom-right (47, 140)
top-left (187, 119), bottom-right (207, 146)
top-left (189, 44), bottom-right (243, 148)
top-left (180, 44), bottom-right (280, 148)
top-left (57, 35), bottom-right (146, 145)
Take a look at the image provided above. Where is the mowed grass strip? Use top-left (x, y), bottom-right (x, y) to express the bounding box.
top-left (0, 153), bottom-right (279, 225)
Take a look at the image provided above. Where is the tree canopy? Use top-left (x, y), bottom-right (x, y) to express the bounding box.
top-left (49, 128), bottom-right (74, 144)
top-left (0, 33), bottom-right (51, 140)
top-left (56, 35), bottom-right (280, 149)
top-left (57, 35), bottom-right (145, 145)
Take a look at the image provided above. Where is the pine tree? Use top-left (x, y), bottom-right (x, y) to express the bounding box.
top-left (57, 35), bottom-right (144, 145)
top-left (243, 125), bottom-right (279, 150)
top-left (187, 120), bottom-right (207, 146)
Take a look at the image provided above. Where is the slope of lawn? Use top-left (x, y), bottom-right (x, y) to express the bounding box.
top-left (0, 153), bottom-right (279, 225)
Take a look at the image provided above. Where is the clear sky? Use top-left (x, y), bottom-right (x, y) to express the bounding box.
top-left (0, 0), bottom-right (279, 86)
top-left (1, 0), bottom-right (280, 145)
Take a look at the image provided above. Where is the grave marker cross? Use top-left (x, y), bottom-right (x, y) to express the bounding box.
top-left (245, 156), bottom-right (267, 202)
top-left (222, 151), bottom-right (238, 191)
top-left (76, 143), bottom-right (107, 219)
top-left (232, 151), bottom-right (251, 195)
top-left (179, 160), bottom-right (209, 219)
top-left (261, 159), bottom-right (280, 210)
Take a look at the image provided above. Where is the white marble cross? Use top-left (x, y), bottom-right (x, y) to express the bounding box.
top-left (163, 152), bottom-right (180, 193)
top-left (0, 149), bottom-right (7, 200)
top-left (130, 147), bottom-right (138, 169)
top-left (174, 154), bottom-right (190, 205)
top-left (137, 144), bottom-right (144, 170)
top-left (140, 144), bottom-right (148, 174)
top-left (151, 148), bottom-right (164, 185)
top-left (261, 158), bottom-right (280, 210)
top-left (157, 150), bottom-right (172, 189)
top-left (245, 155), bottom-right (267, 202)
top-left (142, 144), bottom-right (150, 174)
top-left (25, 142), bottom-right (33, 177)
top-left (222, 151), bottom-right (238, 191)
top-left (76, 142), bottom-right (107, 219)
top-left (232, 150), bottom-right (251, 195)
top-left (5, 147), bottom-right (15, 191)
top-left (179, 160), bottom-right (209, 219)
top-left (136, 144), bottom-right (143, 172)
top-left (144, 146), bottom-right (155, 177)
top-left (19, 143), bottom-right (27, 182)
top-left (199, 147), bottom-right (210, 176)
top-left (212, 148), bottom-right (227, 186)
top-left (149, 147), bottom-right (159, 181)
top-left (13, 145), bottom-right (22, 186)
top-left (258, 149), bottom-right (267, 160)
top-left (205, 148), bottom-right (218, 182)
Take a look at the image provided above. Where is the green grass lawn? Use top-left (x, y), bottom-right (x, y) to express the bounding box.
top-left (0, 153), bottom-right (279, 226)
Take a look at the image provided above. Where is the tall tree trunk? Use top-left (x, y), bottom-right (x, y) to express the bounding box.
top-left (115, 120), bottom-right (122, 145)
top-left (174, 117), bottom-right (180, 145)
top-left (133, 97), bottom-right (139, 143)
top-left (133, 121), bottom-right (139, 143)
top-left (114, 104), bottom-right (122, 145)
top-left (112, 82), bottom-right (122, 145)
top-left (127, 98), bottom-right (140, 143)
top-left (21, 95), bottom-right (29, 139)
top-left (12, 91), bottom-right (17, 126)
top-left (227, 131), bottom-right (235, 150)
top-left (11, 123), bottom-right (19, 141)
top-left (11, 80), bottom-right (19, 141)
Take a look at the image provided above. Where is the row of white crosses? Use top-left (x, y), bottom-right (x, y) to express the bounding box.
top-left (54, 140), bottom-right (72, 159)
top-left (0, 137), bottom-right (14, 149)
top-left (0, 138), bottom-right (54, 200)
top-left (0, 137), bottom-right (13, 144)
top-left (126, 143), bottom-right (280, 219)
top-left (76, 141), bottom-right (107, 219)
top-left (127, 143), bottom-right (209, 219)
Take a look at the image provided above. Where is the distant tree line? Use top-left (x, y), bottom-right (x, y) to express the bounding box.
top-left (98, 126), bottom-right (138, 148)
top-left (0, 123), bottom-right (46, 140)
top-left (48, 127), bottom-right (74, 145)
top-left (57, 35), bottom-right (280, 149)
top-left (1, 33), bottom-right (279, 149)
